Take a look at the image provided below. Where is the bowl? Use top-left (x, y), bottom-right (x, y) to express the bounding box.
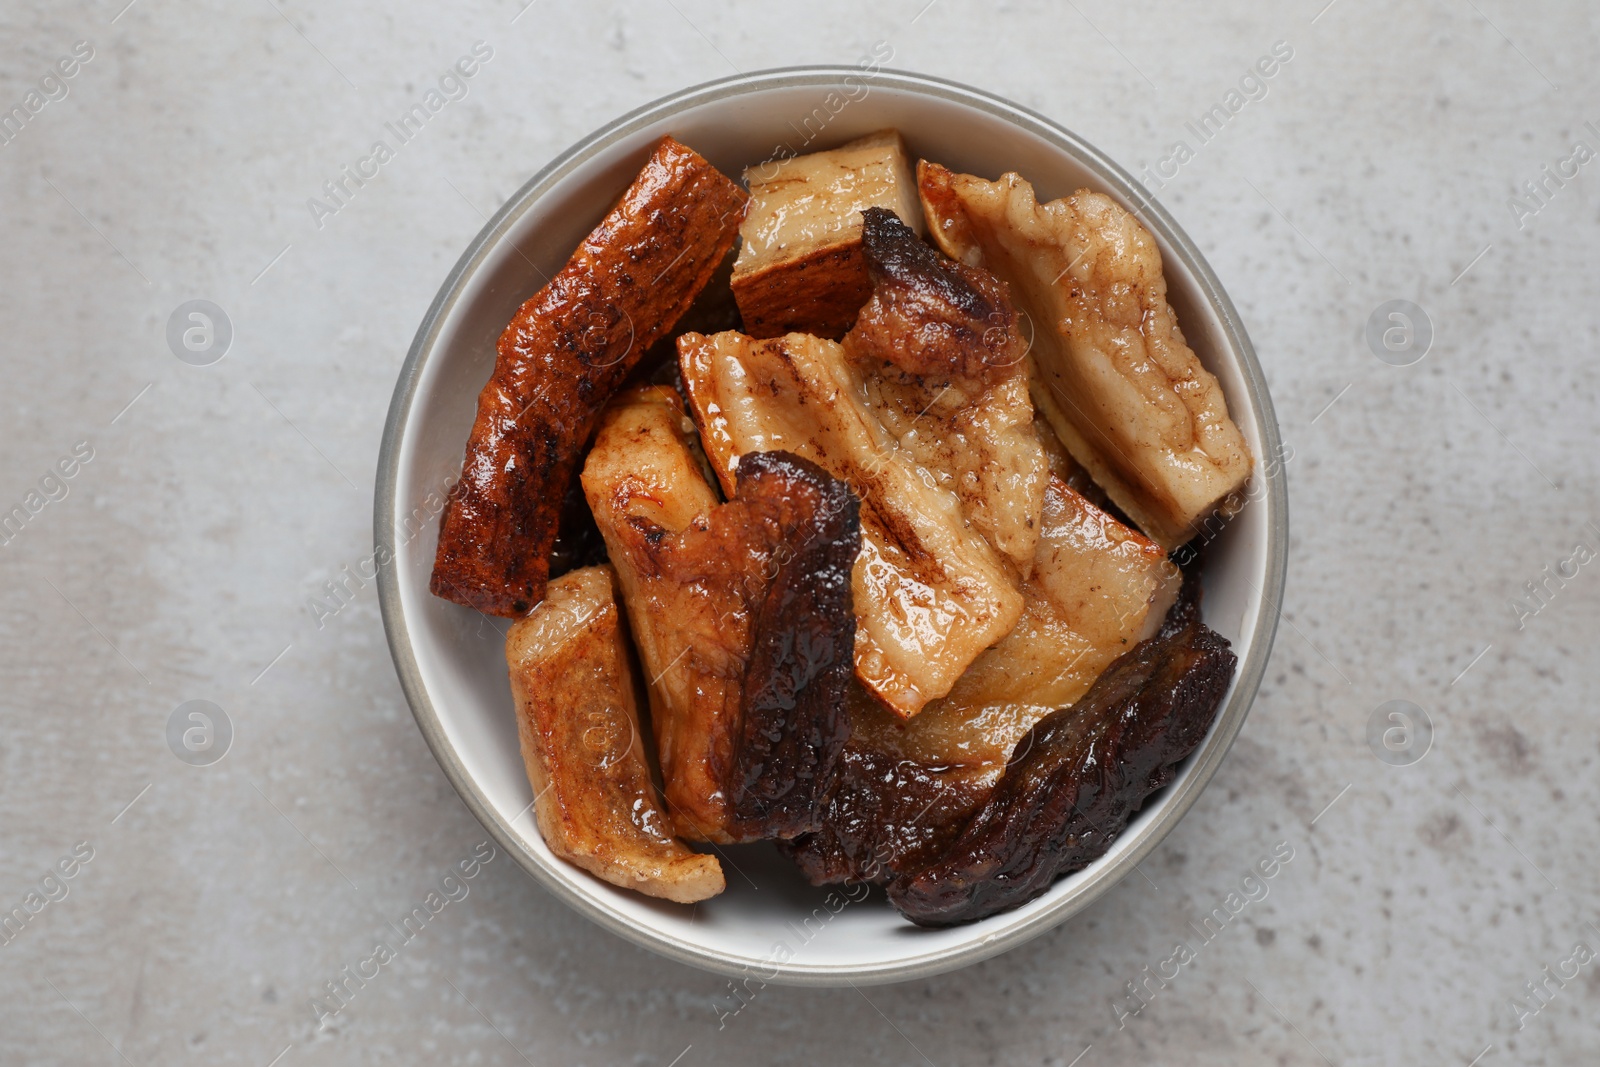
top-left (375, 66), bottom-right (1288, 986)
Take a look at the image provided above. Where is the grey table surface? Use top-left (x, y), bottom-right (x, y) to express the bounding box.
top-left (3, 1), bottom-right (1597, 1064)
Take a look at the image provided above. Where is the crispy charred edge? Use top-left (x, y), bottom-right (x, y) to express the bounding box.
top-left (845, 206), bottom-right (1025, 386)
top-left (724, 450), bottom-right (862, 839)
top-left (778, 746), bottom-right (993, 887)
top-left (885, 576), bottom-right (1236, 926)
top-left (430, 137), bottom-right (748, 617)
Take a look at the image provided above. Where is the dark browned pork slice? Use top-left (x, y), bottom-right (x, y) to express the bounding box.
top-left (727, 452), bottom-right (861, 835)
top-left (846, 206), bottom-right (1027, 386)
top-left (778, 684), bottom-right (998, 886)
top-left (431, 136), bottom-right (747, 617)
top-left (886, 579), bottom-right (1236, 926)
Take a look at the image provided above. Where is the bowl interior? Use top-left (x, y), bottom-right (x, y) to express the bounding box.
top-left (380, 70), bottom-right (1285, 985)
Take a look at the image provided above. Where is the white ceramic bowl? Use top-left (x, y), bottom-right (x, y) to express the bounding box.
top-left (376, 67), bottom-right (1288, 986)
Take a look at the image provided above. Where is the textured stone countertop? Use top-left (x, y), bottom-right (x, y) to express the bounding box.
top-left (2, 1), bottom-right (1597, 1064)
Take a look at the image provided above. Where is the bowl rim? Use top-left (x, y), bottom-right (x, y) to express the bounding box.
top-left (375, 64), bottom-right (1289, 986)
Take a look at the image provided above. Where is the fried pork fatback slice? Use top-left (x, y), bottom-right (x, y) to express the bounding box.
top-left (581, 387), bottom-right (860, 843)
top-left (918, 161), bottom-right (1251, 550)
top-left (505, 565), bottom-right (724, 903)
top-left (678, 330), bottom-right (1024, 719)
top-left (859, 367), bottom-right (1044, 573)
top-left (844, 206), bottom-right (1047, 573)
top-left (780, 476), bottom-right (1178, 885)
top-left (902, 475), bottom-right (1181, 752)
top-left (431, 136), bottom-right (748, 617)
top-left (887, 579), bottom-right (1236, 926)
top-left (732, 130), bottom-right (922, 339)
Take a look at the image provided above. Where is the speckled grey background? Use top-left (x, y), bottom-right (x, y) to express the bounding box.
top-left (2, 1), bottom-right (1597, 1064)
